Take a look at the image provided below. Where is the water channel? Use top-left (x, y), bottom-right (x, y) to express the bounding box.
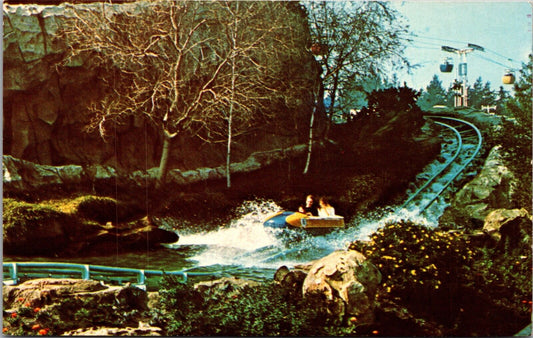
top-left (5, 126), bottom-right (471, 286)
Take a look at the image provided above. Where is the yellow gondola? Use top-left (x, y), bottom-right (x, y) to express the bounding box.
top-left (502, 71), bottom-right (515, 85)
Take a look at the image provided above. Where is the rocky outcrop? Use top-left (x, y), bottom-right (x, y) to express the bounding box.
top-left (482, 208), bottom-right (531, 250)
top-left (301, 250), bottom-right (381, 325)
top-left (3, 144), bottom-right (307, 194)
top-left (63, 322), bottom-right (163, 336)
top-left (194, 277), bottom-right (261, 296)
top-left (440, 146), bottom-right (518, 228)
top-left (2, 197), bottom-right (178, 256)
top-left (3, 278), bottom-right (155, 336)
top-left (3, 2), bottom-right (313, 171)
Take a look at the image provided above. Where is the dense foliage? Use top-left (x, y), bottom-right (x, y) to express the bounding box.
top-left (2, 287), bottom-right (146, 336)
top-left (495, 55), bottom-right (532, 211)
top-left (350, 221), bottom-right (532, 336)
top-left (150, 276), bottom-right (371, 336)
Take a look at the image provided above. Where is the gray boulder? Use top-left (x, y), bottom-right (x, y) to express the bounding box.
top-left (302, 250), bottom-right (381, 325)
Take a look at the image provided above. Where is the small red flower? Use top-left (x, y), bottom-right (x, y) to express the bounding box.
top-left (32, 324), bottom-right (41, 330)
top-left (33, 307), bottom-right (41, 313)
top-left (25, 302), bottom-right (31, 307)
top-left (10, 312), bottom-right (17, 318)
top-left (38, 328), bottom-right (49, 335)
top-left (372, 330), bottom-right (379, 335)
top-left (17, 297), bottom-right (24, 302)
top-left (3, 327), bottom-right (9, 333)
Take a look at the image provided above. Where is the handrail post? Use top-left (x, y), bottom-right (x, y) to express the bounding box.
top-left (138, 270), bottom-right (145, 285)
top-left (11, 263), bottom-right (18, 284)
top-left (82, 265), bottom-right (90, 280)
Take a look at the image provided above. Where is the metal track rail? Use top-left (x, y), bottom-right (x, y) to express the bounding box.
top-left (398, 115), bottom-right (483, 213)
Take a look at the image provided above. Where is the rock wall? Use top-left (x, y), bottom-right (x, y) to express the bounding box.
top-left (3, 2), bottom-right (316, 172)
top-left (440, 145), bottom-right (518, 228)
top-left (3, 144), bottom-right (308, 193)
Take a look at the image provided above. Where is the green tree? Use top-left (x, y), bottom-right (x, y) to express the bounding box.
top-left (305, 1), bottom-right (410, 134)
top-left (495, 86), bottom-right (511, 114)
top-left (496, 55), bottom-right (532, 211)
top-left (467, 77), bottom-right (496, 109)
top-left (418, 74), bottom-right (449, 110)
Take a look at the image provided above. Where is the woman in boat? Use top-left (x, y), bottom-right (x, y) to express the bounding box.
top-left (318, 197), bottom-right (335, 217)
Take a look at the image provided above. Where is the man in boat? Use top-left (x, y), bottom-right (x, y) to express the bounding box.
top-left (298, 194), bottom-right (318, 216)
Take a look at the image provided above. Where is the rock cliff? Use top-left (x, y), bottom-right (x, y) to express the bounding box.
top-left (3, 2), bottom-right (316, 172)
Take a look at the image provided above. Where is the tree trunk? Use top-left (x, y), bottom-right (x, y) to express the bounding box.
top-left (226, 2), bottom-right (238, 189)
top-left (324, 75), bottom-right (339, 139)
top-left (156, 134), bottom-right (173, 189)
top-left (302, 104), bottom-right (315, 175)
top-left (226, 111), bottom-right (232, 188)
top-left (303, 82), bottom-right (321, 175)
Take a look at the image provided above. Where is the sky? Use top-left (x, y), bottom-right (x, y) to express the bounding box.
top-left (392, 1), bottom-right (532, 92)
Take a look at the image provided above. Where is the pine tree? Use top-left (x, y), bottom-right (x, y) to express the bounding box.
top-left (418, 74), bottom-right (449, 111)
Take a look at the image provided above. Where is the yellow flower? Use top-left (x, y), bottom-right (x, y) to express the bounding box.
top-left (410, 269), bottom-right (417, 276)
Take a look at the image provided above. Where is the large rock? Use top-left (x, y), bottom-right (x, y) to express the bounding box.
top-left (2, 198), bottom-right (178, 256)
top-left (483, 208), bottom-right (531, 249)
top-left (3, 2), bottom-right (313, 171)
top-left (3, 278), bottom-right (148, 310)
top-left (441, 146), bottom-right (517, 228)
top-left (302, 250), bottom-right (381, 325)
top-left (3, 278), bottom-right (154, 336)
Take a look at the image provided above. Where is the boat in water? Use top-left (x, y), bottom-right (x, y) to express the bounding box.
top-left (263, 211), bottom-right (345, 235)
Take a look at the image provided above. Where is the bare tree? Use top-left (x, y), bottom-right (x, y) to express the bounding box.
top-left (60, 1), bottom-right (314, 188)
top-left (194, 1), bottom-right (314, 187)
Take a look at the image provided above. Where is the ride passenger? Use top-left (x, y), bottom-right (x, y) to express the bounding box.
top-left (318, 197), bottom-right (335, 217)
top-left (298, 194), bottom-right (318, 216)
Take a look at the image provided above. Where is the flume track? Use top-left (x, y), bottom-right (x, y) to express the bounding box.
top-left (398, 115), bottom-right (483, 214)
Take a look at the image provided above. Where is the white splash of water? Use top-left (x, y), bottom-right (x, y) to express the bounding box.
top-left (171, 200), bottom-right (285, 267)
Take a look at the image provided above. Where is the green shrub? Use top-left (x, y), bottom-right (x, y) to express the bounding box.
top-left (2, 198), bottom-right (72, 254)
top-left (74, 195), bottom-right (119, 223)
top-left (350, 221), bottom-right (532, 336)
top-left (151, 275), bottom-right (369, 336)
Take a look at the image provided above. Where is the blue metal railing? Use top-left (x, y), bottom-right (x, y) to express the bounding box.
top-left (3, 262), bottom-right (189, 289)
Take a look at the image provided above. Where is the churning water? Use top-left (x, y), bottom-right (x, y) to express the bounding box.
top-left (163, 129), bottom-right (466, 281)
top-left (4, 129), bottom-right (469, 284)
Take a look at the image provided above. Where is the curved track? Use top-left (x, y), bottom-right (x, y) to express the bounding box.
top-left (398, 115), bottom-right (483, 213)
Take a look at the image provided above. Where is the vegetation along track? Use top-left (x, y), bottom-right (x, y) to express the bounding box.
top-left (398, 115), bottom-right (483, 214)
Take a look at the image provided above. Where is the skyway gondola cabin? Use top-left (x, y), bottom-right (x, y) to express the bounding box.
top-left (502, 71), bottom-right (515, 85)
top-left (440, 58), bottom-right (454, 73)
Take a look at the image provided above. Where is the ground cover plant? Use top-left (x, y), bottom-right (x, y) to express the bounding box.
top-left (350, 221), bottom-right (532, 336)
